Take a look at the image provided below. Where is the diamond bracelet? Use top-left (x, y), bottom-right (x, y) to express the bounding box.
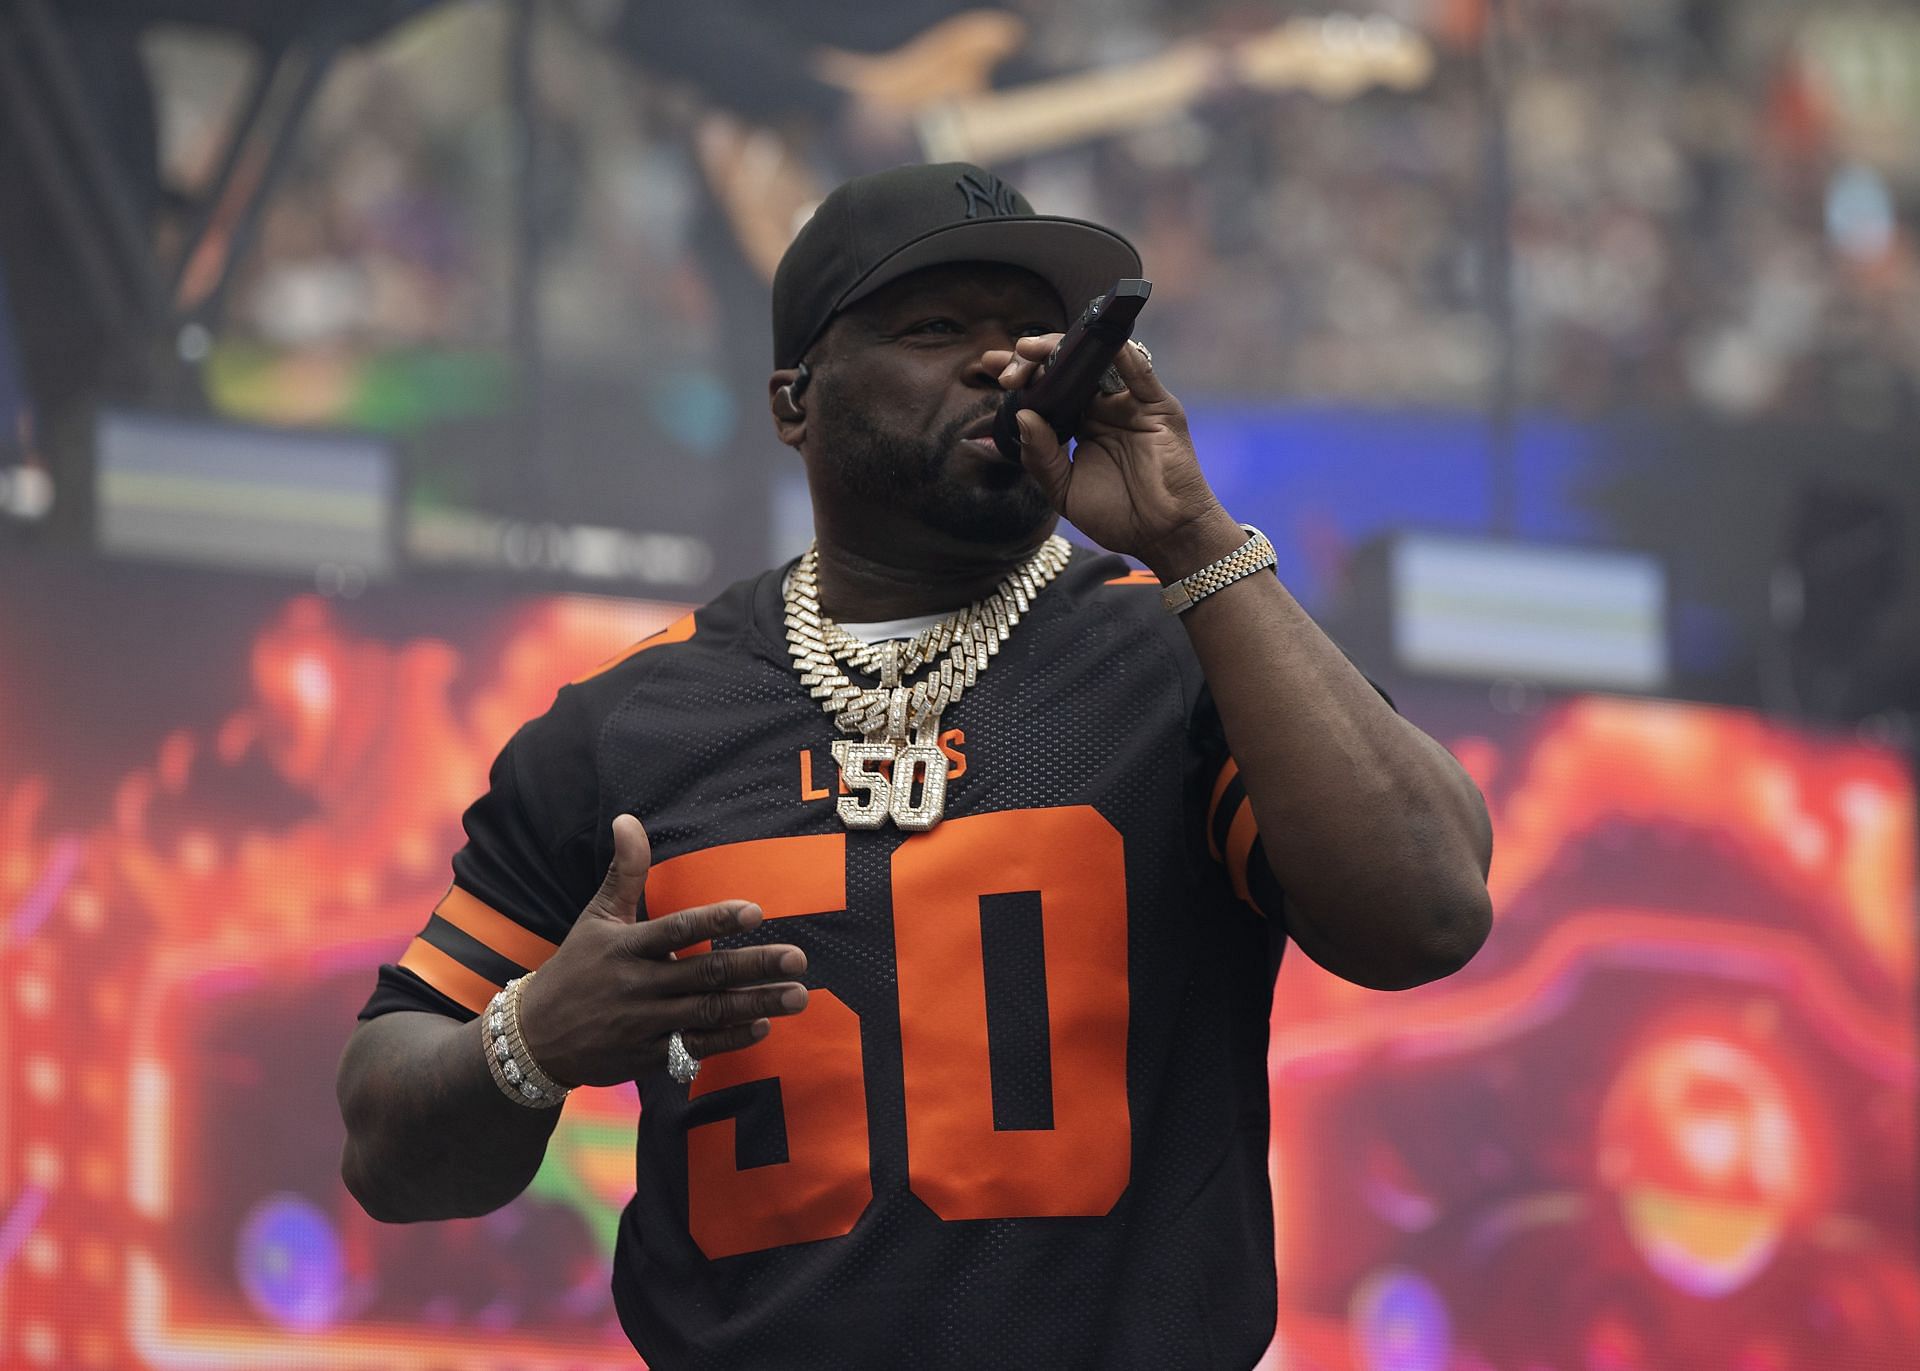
top-left (482, 973), bottom-right (571, 1109)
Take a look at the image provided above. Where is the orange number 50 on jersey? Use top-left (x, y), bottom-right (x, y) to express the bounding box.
top-left (644, 805), bottom-right (1131, 1260)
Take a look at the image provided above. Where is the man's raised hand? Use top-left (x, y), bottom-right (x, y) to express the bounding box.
top-left (983, 334), bottom-right (1231, 574)
top-left (516, 815), bottom-right (809, 1089)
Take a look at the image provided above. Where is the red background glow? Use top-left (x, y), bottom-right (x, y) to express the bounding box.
top-left (1, 560), bottom-right (1913, 1370)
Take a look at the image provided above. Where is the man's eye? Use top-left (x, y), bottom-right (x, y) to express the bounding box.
top-left (1018, 325), bottom-right (1056, 339)
top-left (910, 319), bottom-right (962, 335)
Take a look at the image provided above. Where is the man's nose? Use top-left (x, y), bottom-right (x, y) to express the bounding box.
top-left (965, 328), bottom-right (1022, 389)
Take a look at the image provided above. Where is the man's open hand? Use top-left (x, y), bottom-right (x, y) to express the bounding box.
top-left (515, 814), bottom-right (809, 1088)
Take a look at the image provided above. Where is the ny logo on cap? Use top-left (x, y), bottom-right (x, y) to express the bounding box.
top-left (956, 169), bottom-right (1019, 220)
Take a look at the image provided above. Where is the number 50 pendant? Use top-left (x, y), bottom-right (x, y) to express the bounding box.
top-left (829, 740), bottom-right (951, 830)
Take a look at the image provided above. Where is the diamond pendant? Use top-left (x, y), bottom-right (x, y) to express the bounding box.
top-left (829, 721), bottom-right (951, 831)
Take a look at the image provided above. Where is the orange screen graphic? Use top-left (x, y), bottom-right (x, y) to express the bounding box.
top-left (0, 561), bottom-right (1912, 1370)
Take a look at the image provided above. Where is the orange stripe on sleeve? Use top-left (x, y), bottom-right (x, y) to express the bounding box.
top-left (1205, 758), bottom-right (1240, 862)
top-left (1223, 801), bottom-right (1265, 916)
top-left (1103, 569), bottom-right (1161, 586)
top-left (434, 886), bottom-right (560, 971)
top-left (571, 611), bottom-right (696, 684)
top-left (398, 938), bottom-right (501, 1014)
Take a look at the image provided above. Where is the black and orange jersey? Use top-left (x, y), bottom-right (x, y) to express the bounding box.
top-left (361, 547), bottom-right (1299, 1369)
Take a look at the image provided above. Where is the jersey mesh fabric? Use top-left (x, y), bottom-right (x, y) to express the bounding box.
top-left (361, 548), bottom-right (1287, 1369)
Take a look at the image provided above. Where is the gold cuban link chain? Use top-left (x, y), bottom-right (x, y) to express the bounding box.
top-left (783, 535), bottom-right (1072, 830)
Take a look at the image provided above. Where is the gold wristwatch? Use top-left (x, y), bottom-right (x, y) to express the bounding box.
top-left (1160, 524), bottom-right (1277, 615)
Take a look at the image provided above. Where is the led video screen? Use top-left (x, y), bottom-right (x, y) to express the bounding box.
top-left (0, 555), bottom-right (1912, 1370)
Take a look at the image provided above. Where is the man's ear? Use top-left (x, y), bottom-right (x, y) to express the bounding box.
top-left (768, 363), bottom-right (811, 447)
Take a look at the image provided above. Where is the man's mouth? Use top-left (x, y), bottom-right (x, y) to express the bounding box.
top-left (957, 413), bottom-right (1005, 454)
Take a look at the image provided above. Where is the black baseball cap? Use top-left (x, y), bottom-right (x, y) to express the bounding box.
top-left (771, 162), bottom-right (1141, 368)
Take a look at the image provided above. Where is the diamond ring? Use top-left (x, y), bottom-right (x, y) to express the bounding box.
top-left (1097, 339), bottom-right (1152, 394)
top-left (666, 1030), bottom-right (700, 1085)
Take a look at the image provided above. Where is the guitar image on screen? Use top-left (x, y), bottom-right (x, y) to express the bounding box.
top-left (692, 10), bottom-right (1436, 279)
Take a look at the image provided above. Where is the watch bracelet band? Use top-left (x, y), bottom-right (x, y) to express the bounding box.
top-left (1160, 523), bottom-right (1277, 614)
top-left (483, 974), bottom-right (571, 1109)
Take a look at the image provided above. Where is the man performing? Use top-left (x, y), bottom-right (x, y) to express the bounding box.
top-left (338, 162), bottom-right (1494, 1369)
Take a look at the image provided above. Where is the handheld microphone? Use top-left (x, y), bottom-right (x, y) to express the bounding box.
top-left (993, 278), bottom-right (1152, 462)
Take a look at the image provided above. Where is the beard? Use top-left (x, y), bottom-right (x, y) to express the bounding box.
top-left (811, 394), bottom-right (1055, 546)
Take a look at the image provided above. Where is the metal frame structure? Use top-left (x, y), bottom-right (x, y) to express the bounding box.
top-left (0, 0), bottom-right (479, 408)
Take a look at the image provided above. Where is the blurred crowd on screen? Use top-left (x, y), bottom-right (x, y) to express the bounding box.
top-left (141, 0), bottom-right (1920, 432)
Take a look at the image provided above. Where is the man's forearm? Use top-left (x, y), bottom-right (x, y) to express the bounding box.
top-left (338, 1012), bottom-right (563, 1223)
top-left (1145, 512), bottom-right (1494, 989)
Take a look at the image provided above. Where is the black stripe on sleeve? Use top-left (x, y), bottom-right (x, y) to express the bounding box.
top-left (1210, 771), bottom-right (1248, 862)
top-left (1244, 838), bottom-right (1284, 920)
top-left (359, 963), bottom-right (474, 1022)
top-left (421, 914), bottom-right (531, 989)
